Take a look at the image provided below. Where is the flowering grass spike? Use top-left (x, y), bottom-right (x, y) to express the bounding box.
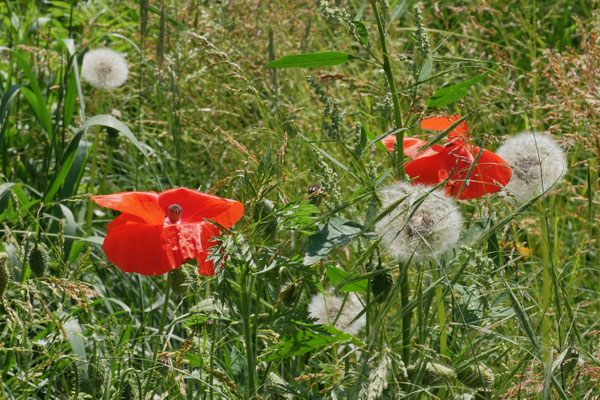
top-left (81, 48), bottom-right (129, 90)
top-left (92, 188), bottom-right (244, 276)
top-left (382, 116), bottom-right (512, 199)
top-left (375, 182), bottom-right (463, 263)
top-left (496, 132), bottom-right (567, 202)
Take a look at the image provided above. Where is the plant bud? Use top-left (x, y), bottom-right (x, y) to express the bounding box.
top-left (0, 252), bottom-right (9, 298)
top-left (457, 363), bottom-right (495, 391)
top-left (370, 270), bottom-right (393, 303)
top-left (407, 362), bottom-right (456, 385)
top-left (169, 268), bottom-right (189, 295)
top-left (29, 243), bottom-right (49, 277)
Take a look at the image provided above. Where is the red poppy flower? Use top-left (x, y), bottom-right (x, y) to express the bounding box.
top-left (382, 116), bottom-right (512, 199)
top-left (92, 188), bottom-right (244, 276)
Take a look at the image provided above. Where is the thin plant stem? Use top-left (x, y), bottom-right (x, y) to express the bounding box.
top-left (240, 265), bottom-right (256, 399)
top-left (399, 261), bottom-right (410, 365)
top-left (369, 0), bottom-right (405, 180)
top-left (85, 127), bottom-right (102, 235)
top-left (144, 272), bottom-right (171, 396)
top-left (431, 266), bottom-right (447, 356)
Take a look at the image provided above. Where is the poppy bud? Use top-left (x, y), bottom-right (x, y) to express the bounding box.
top-left (29, 243), bottom-right (49, 277)
top-left (0, 252), bottom-right (9, 298)
top-left (167, 204), bottom-right (182, 224)
top-left (457, 363), bottom-right (495, 391)
top-left (275, 283), bottom-right (299, 308)
top-left (169, 268), bottom-right (189, 295)
top-left (370, 270), bottom-right (393, 303)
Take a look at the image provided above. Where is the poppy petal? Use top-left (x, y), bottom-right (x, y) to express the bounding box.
top-left (103, 222), bottom-right (176, 276)
top-left (106, 213), bottom-right (147, 232)
top-left (405, 144), bottom-right (474, 186)
top-left (158, 188), bottom-right (244, 228)
top-left (421, 116), bottom-right (469, 142)
top-left (163, 221), bottom-right (223, 276)
top-left (382, 136), bottom-right (444, 159)
top-left (447, 147), bottom-right (513, 199)
top-left (197, 222), bottom-right (222, 275)
top-left (92, 192), bottom-right (164, 225)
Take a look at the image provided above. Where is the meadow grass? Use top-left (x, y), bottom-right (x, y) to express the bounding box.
top-left (0, 0), bottom-right (599, 398)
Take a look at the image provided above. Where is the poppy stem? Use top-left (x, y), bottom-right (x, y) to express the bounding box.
top-left (144, 272), bottom-right (171, 396)
top-left (240, 265), bottom-right (256, 399)
top-left (369, 0), bottom-right (405, 180)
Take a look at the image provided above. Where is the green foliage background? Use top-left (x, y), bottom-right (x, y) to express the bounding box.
top-left (1, 0), bottom-right (599, 398)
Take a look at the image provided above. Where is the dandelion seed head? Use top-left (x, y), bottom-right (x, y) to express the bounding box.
top-left (81, 48), bottom-right (129, 90)
top-left (496, 132), bottom-right (567, 202)
top-left (308, 290), bottom-right (365, 336)
top-left (375, 182), bottom-right (463, 264)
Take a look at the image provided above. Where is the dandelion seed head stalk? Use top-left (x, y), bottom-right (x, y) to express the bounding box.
top-left (81, 48), bottom-right (129, 90)
top-left (308, 290), bottom-right (365, 336)
top-left (376, 182), bottom-right (463, 263)
top-left (496, 132), bottom-right (567, 202)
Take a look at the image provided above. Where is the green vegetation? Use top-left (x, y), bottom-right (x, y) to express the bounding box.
top-left (1, 0), bottom-right (599, 398)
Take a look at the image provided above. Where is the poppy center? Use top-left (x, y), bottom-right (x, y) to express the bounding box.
top-left (167, 204), bottom-right (182, 224)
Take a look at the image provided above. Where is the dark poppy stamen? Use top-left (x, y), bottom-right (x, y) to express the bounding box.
top-left (167, 204), bottom-right (182, 223)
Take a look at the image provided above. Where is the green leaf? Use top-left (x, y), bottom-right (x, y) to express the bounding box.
top-left (427, 67), bottom-right (496, 108)
top-left (304, 217), bottom-right (364, 265)
top-left (326, 265), bottom-right (368, 292)
top-left (266, 52), bottom-right (352, 68)
top-left (44, 130), bottom-right (84, 202)
top-left (80, 114), bottom-right (148, 156)
top-left (14, 52), bottom-right (53, 137)
top-left (352, 21), bottom-right (369, 46)
top-left (266, 323), bottom-right (361, 362)
top-left (64, 319), bottom-right (91, 393)
top-left (418, 57), bottom-right (433, 82)
top-left (387, 0), bottom-right (408, 31)
top-left (58, 132), bottom-right (89, 200)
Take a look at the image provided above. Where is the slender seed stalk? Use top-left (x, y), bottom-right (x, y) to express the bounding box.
top-left (399, 261), bottom-right (410, 365)
top-left (369, 0), bottom-right (405, 180)
top-left (540, 213), bottom-right (552, 362)
top-left (240, 265), bottom-right (256, 399)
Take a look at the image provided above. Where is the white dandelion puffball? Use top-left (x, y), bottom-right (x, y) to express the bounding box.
top-left (496, 132), bottom-right (567, 202)
top-left (81, 48), bottom-right (129, 90)
top-left (308, 291), bottom-right (365, 336)
top-left (375, 182), bottom-right (463, 264)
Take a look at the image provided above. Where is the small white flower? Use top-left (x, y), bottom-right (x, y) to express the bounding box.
top-left (496, 132), bottom-right (567, 202)
top-left (81, 48), bottom-right (129, 90)
top-left (308, 290), bottom-right (365, 336)
top-left (375, 182), bottom-right (463, 264)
